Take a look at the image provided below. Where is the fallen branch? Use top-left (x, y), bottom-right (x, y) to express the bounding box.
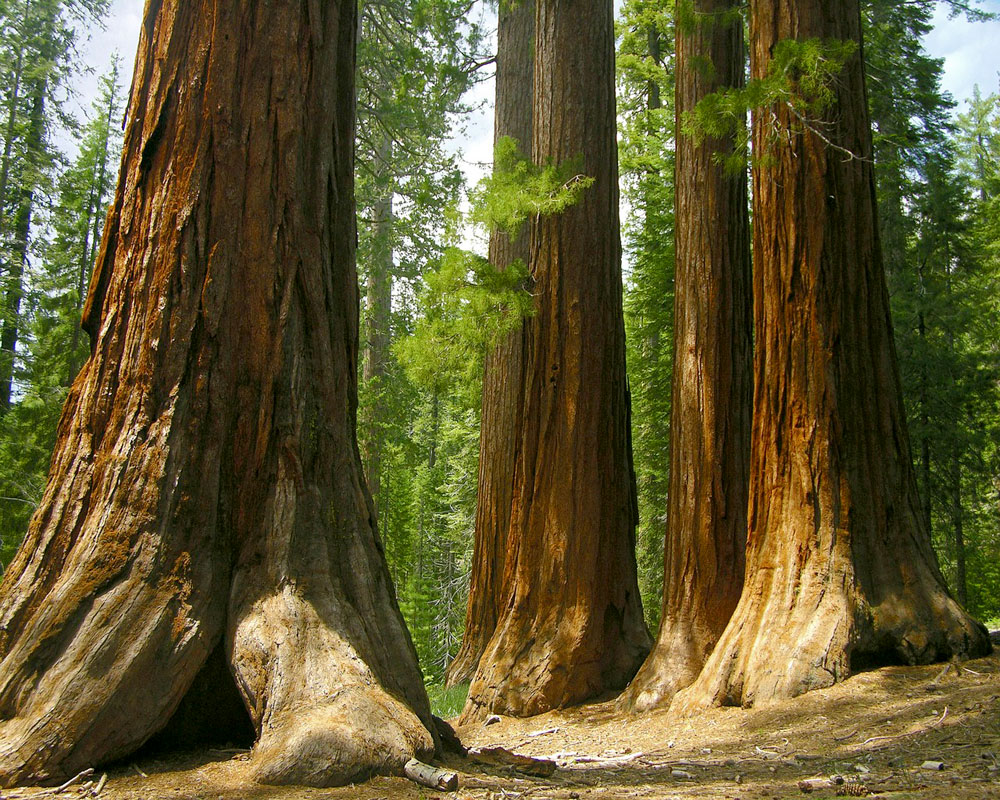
top-left (45, 768), bottom-right (94, 794)
top-left (929, 706), bottom-right (949, 727)
top-left (93, 773), bottom-right (108, 796)
top-left (930, 662), bottom-right (953, 687)
top-left (403, 758), bottom-right (459, 791)
top-left (861, 734), bottom-right (899, 746)
top-left (565, 751), bottom-right (644, 767)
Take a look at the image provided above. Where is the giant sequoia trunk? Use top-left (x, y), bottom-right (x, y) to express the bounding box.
top-left (445, 0), bottom-right (534, 690)
top-left (622, 0), bottom-right (752, 713)
top-left (675, 0), bottom-right (990, 710)
top-left (463, 0), bottom-right (651, 720)
top-left (0, 0), bottom-right (436, 787)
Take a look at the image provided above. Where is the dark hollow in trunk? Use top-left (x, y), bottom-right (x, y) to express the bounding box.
top-left (622, 0), bottom-right (752, 713)
top-left (0, 0), bottom-right (436, 787)
top-left (674, 0), bottom-right (991, 711)
top-left (463, 0), bottom-right (651, 721)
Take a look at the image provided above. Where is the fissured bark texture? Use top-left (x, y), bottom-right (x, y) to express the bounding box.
top-left (0, 0), bottom-right (434, 786)
top-left (623, 0), bottom-right (752, 713)
top-left (675, 0), bottom-right (990, 711)
top-left (446, 0), bottom-right (534, 690)
top-left (463, 0), bottom-right (651, 720)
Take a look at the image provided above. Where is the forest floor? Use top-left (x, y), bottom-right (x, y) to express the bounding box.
top-left (4, 648), bottom-right (999, 800)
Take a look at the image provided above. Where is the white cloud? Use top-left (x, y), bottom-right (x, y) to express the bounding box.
top-left (73, 0), bottom-right (143, 116)
top-left (924, 0), bottom-right (1000, 109)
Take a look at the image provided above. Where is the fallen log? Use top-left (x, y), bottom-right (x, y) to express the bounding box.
top-left (403, 758), bottom-right (459, 791)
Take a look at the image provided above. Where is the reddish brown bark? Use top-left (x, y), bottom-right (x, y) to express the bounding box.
top-left (675, 0), bottom-right (990, 710)
top-left (0, 0), bottom-right (435, 786)
top-left (445, 0), bottom-right (534, 690)
top-left (463, 0), bottom-right (651, 720)
top-left (622, 0), bottom-right (752, 712)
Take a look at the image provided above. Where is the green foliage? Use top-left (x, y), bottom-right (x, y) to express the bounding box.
top-left (394, 395), bottom-right (479, 683)
top-left (616, 0), bottom-right (675, 629)
top-left (352, 0), bottom-right (489, 679)
top-left (682, 36), bottom-right (857, 170)
top-left (0, 0), bottom-right (117, 565)
top-left (675, 0), bottom-right (742, 35)
top-left (425, 682), bottom-right (469, 719)
top-left (470, 136), bottom-right (595, 238)
top-left (396, 247), bottom-right (533, 395)
top-left (866, 0), bottom-right (1000, 622)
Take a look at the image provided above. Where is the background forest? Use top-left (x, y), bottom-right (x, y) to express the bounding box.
top-left (0, 0), bottom-right (998, 694)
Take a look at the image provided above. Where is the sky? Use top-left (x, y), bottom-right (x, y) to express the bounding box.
top-left (72, 0), bottom-right (1000, 187)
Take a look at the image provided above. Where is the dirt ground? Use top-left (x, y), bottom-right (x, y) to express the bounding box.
top-left (5, 650), bottom-right (999, 800)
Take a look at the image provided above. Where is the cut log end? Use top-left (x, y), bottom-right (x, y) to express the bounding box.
top-left (403, 758), bottom-right (459, 791)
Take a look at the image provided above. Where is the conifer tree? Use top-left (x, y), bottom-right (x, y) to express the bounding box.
top-left (677, 0), bottom-right (990, 710)
top-left (623, 0), bottom-right (751, 712)
top-left (0, 57), bottom-right (122, 564)
top-left (616, 0), bottom-right (676, 631)
top-left (0, 0), bottom-right (436, 785)
top-left (464, 0), bottom-right (651, 719)
top-left (446, 0), bottom-right (534, 690)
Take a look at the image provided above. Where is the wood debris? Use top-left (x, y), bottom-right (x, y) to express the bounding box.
top-left (798, 775), bottom-right (848, 793)
top-left (44, 768), bottom-right (94, 795)
top-left (469, 746), bottom-right (557, 777)
top-left (404, 758), bottom-right (459, 791)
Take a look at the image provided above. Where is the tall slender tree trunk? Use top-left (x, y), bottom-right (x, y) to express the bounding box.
top-left (622, 0), bottom-right (751, 712)
top-left (0, 81), bottom-right (44, 412)
top-left (361, 134), bottom-right (393, 516)
top-left (949, 454), bottom-right (968, 607)
top-left (0, 0), bottom-right (436, 787)
top-left (675, 0), bottom-right (990, 711)
top-left (69, 73), bottom-right (119, 386)
top-left (463, 0), bottom-right (651, 720)
top-left (445, 0), bottom-right (534, 690)
top-left (917, 304), bottom-right (933, 536)
top-left (0, 32), bottom-right (26, 240)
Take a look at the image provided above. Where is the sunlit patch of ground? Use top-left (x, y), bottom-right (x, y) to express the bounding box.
top-left (5, 650), bottom-right (998, 799)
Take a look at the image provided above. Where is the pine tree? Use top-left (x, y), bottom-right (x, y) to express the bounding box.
top-left (863, 0), bottom-right (1000, 622)
top-left (0, 58), bottom-right (122, 564)
top-left (355, 0), bottom-right (481, 526)
top-left (0, 0), bottom-right (110, 410)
